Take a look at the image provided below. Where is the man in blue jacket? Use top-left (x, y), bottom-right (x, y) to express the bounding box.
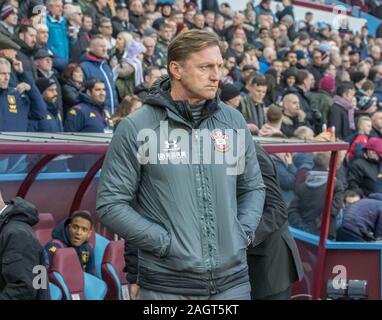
top-left (30, 78), bottom-right (63, 133)
top-left (0, 57), bottom-right (47, 131)
top-left (80, 35), bottom-right (118, 114)
top-left (64, 77), bottom-right (112, 133)
top-left (45, 211), bottom-right (95, 275)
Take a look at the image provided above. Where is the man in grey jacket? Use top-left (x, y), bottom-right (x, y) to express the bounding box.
top-left (96, 29), bottom-right (265, 300)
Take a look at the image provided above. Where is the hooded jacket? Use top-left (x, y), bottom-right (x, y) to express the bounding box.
top-left (80, 52), bottom-right (118, 114)
top-left (45, 218), bottom-right (95, 275)
top-left (96, 76), bottom-right (266, 295)
top-left (0, 197), bottom-right (49, 300)
top-left (288, 170), bottom-right (344, 239)
top-left (347, 155), bottom-right (382, 197)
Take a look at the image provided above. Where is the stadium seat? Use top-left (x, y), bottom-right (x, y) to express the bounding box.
top-left (49, 247), bottom-right (85, 300)
top-left (89, 233), bottom-right (110, 279)
top-left (49, 247), bottom-right (107, 300)
top-left (33, 213), bottom-right (55, 246)
top-left (84, 273), bottom-right (108, 300)
top-left (101, 240), bottom-right (129, 300)
top-left (49, 282), bottom-right (62, 300)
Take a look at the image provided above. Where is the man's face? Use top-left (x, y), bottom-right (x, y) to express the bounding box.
top-left (312, 52), bottom-right (322, 65)
top-left (0, 63), bottom-right (10, 89)
top-left (20, 28), bottom-right (37, 48)
top-left (117, 8), bottom-right (129, 21)
top-left (343, 88), bottom-right (355, 103)
top-left (99, 21), bottom-right (113, 37)
top-left (91, 39), bottom-right (108, 58)
top-left (43, 84), bottom-right (58, 103)
top-left (327, 64), bottom-right (337, 78)
top-left (287, 52), bottom-right (297, 65)
top-left (272, 61), bottom-right (283, 75)
top-left (214, 16), bottom-right (224, 30)
top-left (225, 57), bottom-right (236, 70)
top-left (372, 48), bottom-right (381, 60)
top-left (143, 37), bottom-right (156, 57)
top-left (233, 29), bottom-right (246, 41)
top-left (205, 13), bottom-right (215, 27)
top-left (130, 0), bottom-right (143, 15)
top-left (194, 14), bottom-right (205, 29)
top-left (35, 57), bottom-right (53, 73)
top-left (171, 45), bottom-right (223, 103)
top-left (88, 82), bottom-right (106, 105)
top-left (5, 12), bottom-right (18, 27)
top-left (284, 95), bottom-right (300, 116)
top-left (342, 55), bottom-right (350, 69)
top-left (172, 13), bottom-right (183, 25)
top-left (72, 9), bottom-right (83, 25)
top-left (146, 69), bottom-right (162, 87)
top-left (233, 13), bottom-right (244, 27)
top-left (162, 5), bottom-right (172, 16)
top-left (271, 27), bottom-right (280, 40)
top-left (185, 9), bottom-right (196, 21)
top-left (37, 27), bottom-right (49, 45)
top-left (49, 0), bottom-right (63, 17)
top-left (304, 74), bottom-right (315, 90)
top-left (231, 39), bottom-right (244, 54)
top-left (350, 53), bottom-right (360, 65)
top-left (68, 217), bottom-right (92, 247)
top-left (83, 16), bottom-right (93, 32)
top-left (160, 27), bottom-right (173, 42)
top-left (249, 84), bottom-right (267, 103)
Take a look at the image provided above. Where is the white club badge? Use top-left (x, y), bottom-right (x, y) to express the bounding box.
top-left (211, 129), bottom-right (229, 152)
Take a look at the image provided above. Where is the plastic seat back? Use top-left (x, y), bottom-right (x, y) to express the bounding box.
top-left (101, 240), bottom-right (129, 300)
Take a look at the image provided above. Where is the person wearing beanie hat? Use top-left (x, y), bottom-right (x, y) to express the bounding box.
top-left (348, 137), bottom-right (382, 197)
top-left (295, 50), bottom-right (308, 69)
top-left (0, 5), bottom-right (17, 37)
top-left (36, 78), bottom-right (56, 95)
top-left (30, 77), bottom-right (63, 133)
top-left (310, 75), bottom-right (335, 126)
top-left (352, 71), bottom-right (366, 87)
top-left (319, 75), bottom-right (336, 94)
top-left (220, 83), bottom-right (241, 108)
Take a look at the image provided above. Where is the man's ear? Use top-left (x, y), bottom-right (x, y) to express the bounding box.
top-left (87, 229), bottom-right (92, 240)
top-left (168, 61), bottom-right (182, 80)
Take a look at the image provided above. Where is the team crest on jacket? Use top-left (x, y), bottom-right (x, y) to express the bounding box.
top-left (8, 95), bottom-right (17, 113)
top-left (211, 129), bottom-right (229, 152)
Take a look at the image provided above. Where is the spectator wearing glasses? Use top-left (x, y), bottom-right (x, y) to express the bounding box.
top-left (98, 17), bottom-right (115, 51)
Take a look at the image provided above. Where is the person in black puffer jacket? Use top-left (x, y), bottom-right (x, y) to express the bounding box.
top-left (0, 193), bottom-right (50, 300)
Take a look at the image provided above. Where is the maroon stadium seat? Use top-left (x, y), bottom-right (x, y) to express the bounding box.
top-left (101, 240), bottom-right (129, 300)
top-left (49, 247), bottom-right (86, 300)
top-left (33, 213), bottom-right (54, 246)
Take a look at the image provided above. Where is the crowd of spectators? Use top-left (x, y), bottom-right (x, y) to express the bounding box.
top-left (1, 0), bottom-right (382, 241)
